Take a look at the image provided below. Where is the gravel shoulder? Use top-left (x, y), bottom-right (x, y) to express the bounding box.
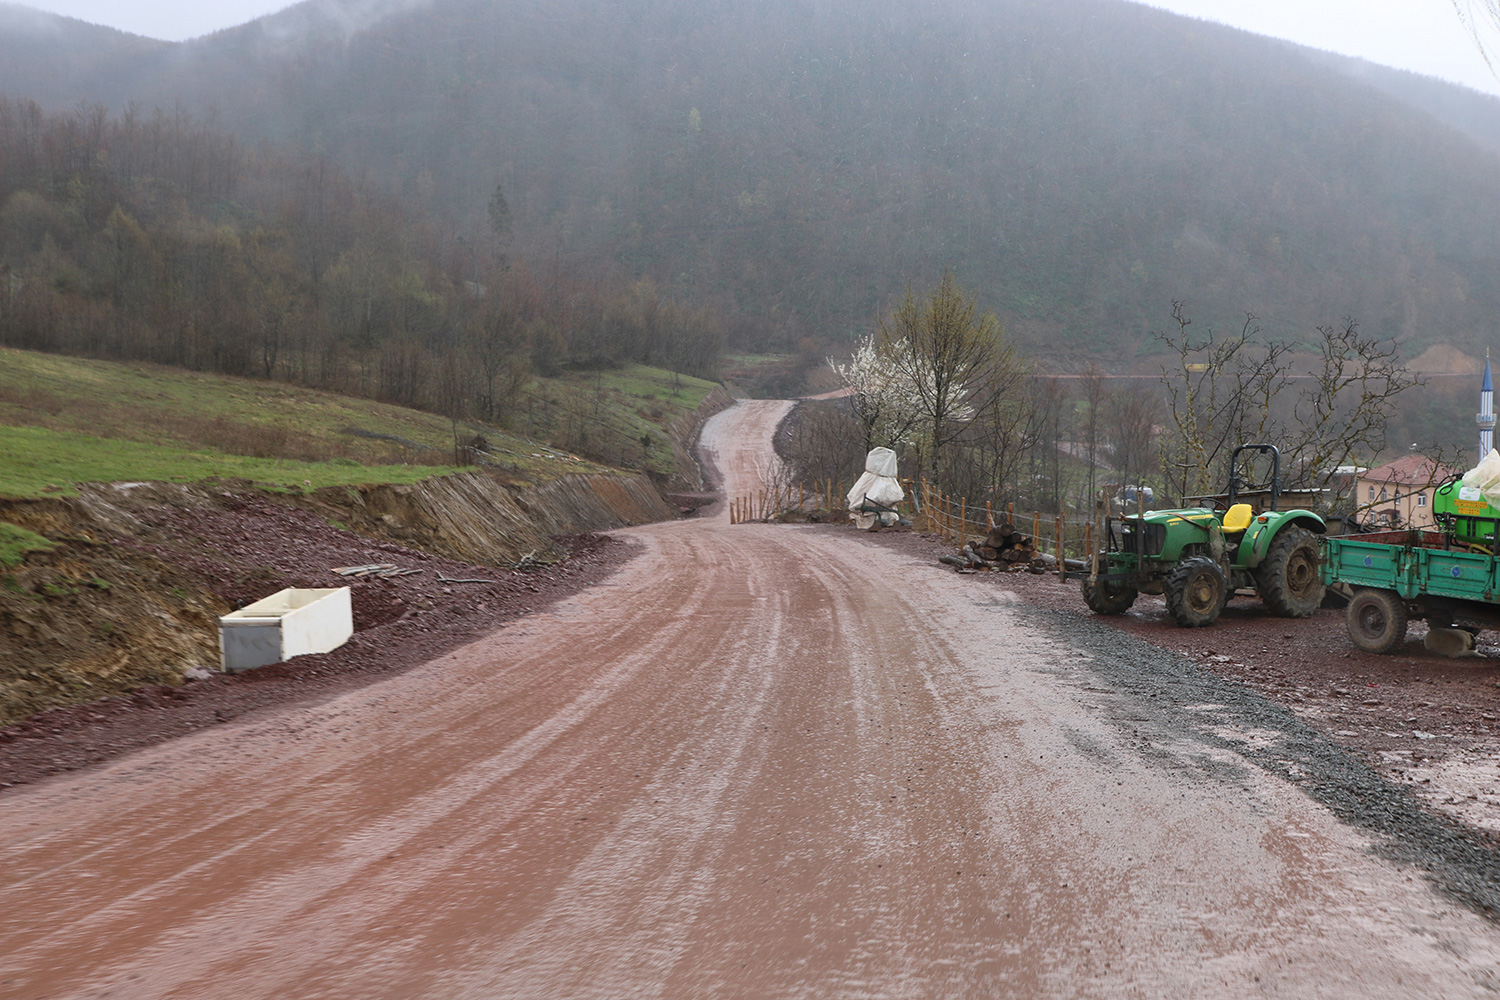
top-left (843, 523), bottom-right (1500, 877)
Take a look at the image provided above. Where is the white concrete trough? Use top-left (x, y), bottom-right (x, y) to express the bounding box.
top-left (219, 587), bottom-right (353, 673)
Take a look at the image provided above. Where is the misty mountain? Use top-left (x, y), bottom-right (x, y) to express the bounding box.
top-left (0, 3), bottom-right (167, 106)
top-left (2, 0), bottom-right (1499, 365)
top-left (1309, 50), bottom-right (1500, 158)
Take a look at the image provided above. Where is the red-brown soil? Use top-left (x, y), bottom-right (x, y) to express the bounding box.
top-left (0, 486), bottom-right (635, 790)
top-left (861, 524), bottom-right (1500, 834)
top-left (6, 400), bottom-right (1497, 998)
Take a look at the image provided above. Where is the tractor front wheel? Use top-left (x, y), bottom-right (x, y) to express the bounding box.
top-left (1256, 526), bottom-right (1324, 617)
top-left (1164, 556), bottom-right (1228, 627)
top-left (1346, 588), bottom-right (1408, 654)
top-left (1081, 576), bottom-right (1138, 615)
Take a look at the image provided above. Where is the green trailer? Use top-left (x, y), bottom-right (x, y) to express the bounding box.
top-left (1322, 495), bottom-right (1500, 652)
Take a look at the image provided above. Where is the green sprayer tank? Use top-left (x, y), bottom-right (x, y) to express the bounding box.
top-left (1433, 479), bottom-right (1500, 546)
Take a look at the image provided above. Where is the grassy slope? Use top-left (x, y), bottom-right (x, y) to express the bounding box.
top-left (518, 365), bottom-right (720, 478)
top-left (0, 349), bottom-right (717, 499)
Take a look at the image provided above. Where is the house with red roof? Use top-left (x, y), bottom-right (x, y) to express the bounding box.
top-left (1355, 453), bottom-right (1460, 529)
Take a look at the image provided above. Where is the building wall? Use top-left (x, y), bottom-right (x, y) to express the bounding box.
top-left (1355, 475), bottom-right (1438, 529)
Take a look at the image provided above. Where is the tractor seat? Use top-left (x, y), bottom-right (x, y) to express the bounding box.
top-left (1222, 503), bottom-right (1254, 533)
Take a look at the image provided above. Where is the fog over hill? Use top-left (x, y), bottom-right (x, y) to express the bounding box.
top-left (1, 0), bottom-right (1499, 365)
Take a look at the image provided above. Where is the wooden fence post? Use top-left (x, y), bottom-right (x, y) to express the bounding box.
top-left (1056, 516), bottom-right (1064, 579)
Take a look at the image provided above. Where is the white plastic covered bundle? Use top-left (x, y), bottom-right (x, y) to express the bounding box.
top-left (847, 447), bottom-right (905, 528)
top-left (1460, 448), bottom-right (1500, 510)
top-left (863, 447), bottom-right (899, 478)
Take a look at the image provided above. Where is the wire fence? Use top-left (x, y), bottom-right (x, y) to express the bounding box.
top-left (727, 479), bottom-right (919, 525)
top-left (729, 476), bottom-right (1101, 576)
top-left (914, 481), bottom-right (1096, 572)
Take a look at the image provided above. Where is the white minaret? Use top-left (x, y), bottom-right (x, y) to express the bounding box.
top-left (1480, 349), bottom-right (1495, 461)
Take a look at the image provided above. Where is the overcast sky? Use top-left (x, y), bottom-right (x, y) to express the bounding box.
top-left (14, 0), bottom-right (1500, 98)
top-left (1133, 0), bottom-right (1500, 97)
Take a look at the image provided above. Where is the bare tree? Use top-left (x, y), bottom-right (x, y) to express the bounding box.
top-left (778, 399), bottom-right (867, 489)
top-left (1080, 364), bottom-right (1106, 502)
top-left (1107, 383), bottom-right (1159, 487)
top-left (1021, 376), bottom-right (1067, 512)
top-left (969, 381), bottom-right (1038, 508)
top-left (1156, 303), bottom-right (1290, 499)
top-left (1284, 319), bottom-right (1423, 488)
top-left (876, 271), bottom-right (1026, 480)
top-left (1453, 1), bottom-right (1500, 70)
top-left (1157, 302), bottom-right (1421, 503)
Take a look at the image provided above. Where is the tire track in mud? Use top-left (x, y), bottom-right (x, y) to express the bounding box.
top-left (4, 400), bottom-right (1500, 998)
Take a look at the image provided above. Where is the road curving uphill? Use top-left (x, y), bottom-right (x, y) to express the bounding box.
top-left (1, 399), bottom-right (1498, 998)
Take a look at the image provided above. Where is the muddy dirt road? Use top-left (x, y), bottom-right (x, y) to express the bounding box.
top-left (4, 400), bottom-right (1500, 998)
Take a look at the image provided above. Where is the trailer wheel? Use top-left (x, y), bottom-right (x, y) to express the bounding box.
top-left (1346, 588), bottom-right (1408, 654)
top-left (1081, 576), bottom-right (1137, 615)
top-left (1256, 526), bottom-right (1324, 617)
top-left (1164, 556), bottom-right (1228, 627)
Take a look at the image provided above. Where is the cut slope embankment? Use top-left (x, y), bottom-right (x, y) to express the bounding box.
top-left (0, 467), bottom-right (681, 730)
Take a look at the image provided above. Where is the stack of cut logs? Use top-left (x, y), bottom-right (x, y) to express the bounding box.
top-left (938, 522), bottom-right (1053, 573)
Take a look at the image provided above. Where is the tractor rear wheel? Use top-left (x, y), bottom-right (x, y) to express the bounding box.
top-left (1346, 588), bottom-right (1408, 654)
top-left (1081, 576), bottom-right (1138, 615)
top-left (1256, 526), bottom-right (1324, 617)
top-left (1164, 556), bottom-right (1228, 627)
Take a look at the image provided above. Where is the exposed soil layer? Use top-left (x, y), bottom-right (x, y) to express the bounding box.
top-left (0, 493), bottom-right (632, 789)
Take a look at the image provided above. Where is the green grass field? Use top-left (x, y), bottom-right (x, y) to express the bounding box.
top-left (0, 349), bottom-right (712, 499)
top-left (0, 425), bottom-right (465, 498)
top-left (516, 364), bottom-right (720, 478)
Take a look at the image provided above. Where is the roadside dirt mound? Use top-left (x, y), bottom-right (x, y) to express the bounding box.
top-left (0, 489), bottom-right (633, 788)
top-left (0, 520), bottom-right (225, 726)
top-left (0, 466), bottom-right (677, 740)
top-left (0, 387), bottom-right (730, 783)
top-left (1408, 343), bottom-right (1481, 375)
top-left (292, 469), bottom-right (675, 566)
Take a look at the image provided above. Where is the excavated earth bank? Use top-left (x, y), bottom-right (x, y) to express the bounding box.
top-left (0, 385), bottom-right (737, 788)
top-left (0, 472), bottom-right (670, 787)
top-left (0, 391), bottom-right (724, 790)
top-left (0, 464), bottom-right (688, 784)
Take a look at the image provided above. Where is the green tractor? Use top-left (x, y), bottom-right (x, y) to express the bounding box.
top-left (1081, 444), bottom-right (1327, 627)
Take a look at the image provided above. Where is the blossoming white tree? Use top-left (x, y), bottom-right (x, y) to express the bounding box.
top-left (827, 333), bottom-right (924, 455)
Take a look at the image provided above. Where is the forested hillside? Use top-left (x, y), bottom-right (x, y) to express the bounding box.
top-left (0, 99), bottom-right (723, 424)
top-left (2, 0), bottom-right (1500, 367)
